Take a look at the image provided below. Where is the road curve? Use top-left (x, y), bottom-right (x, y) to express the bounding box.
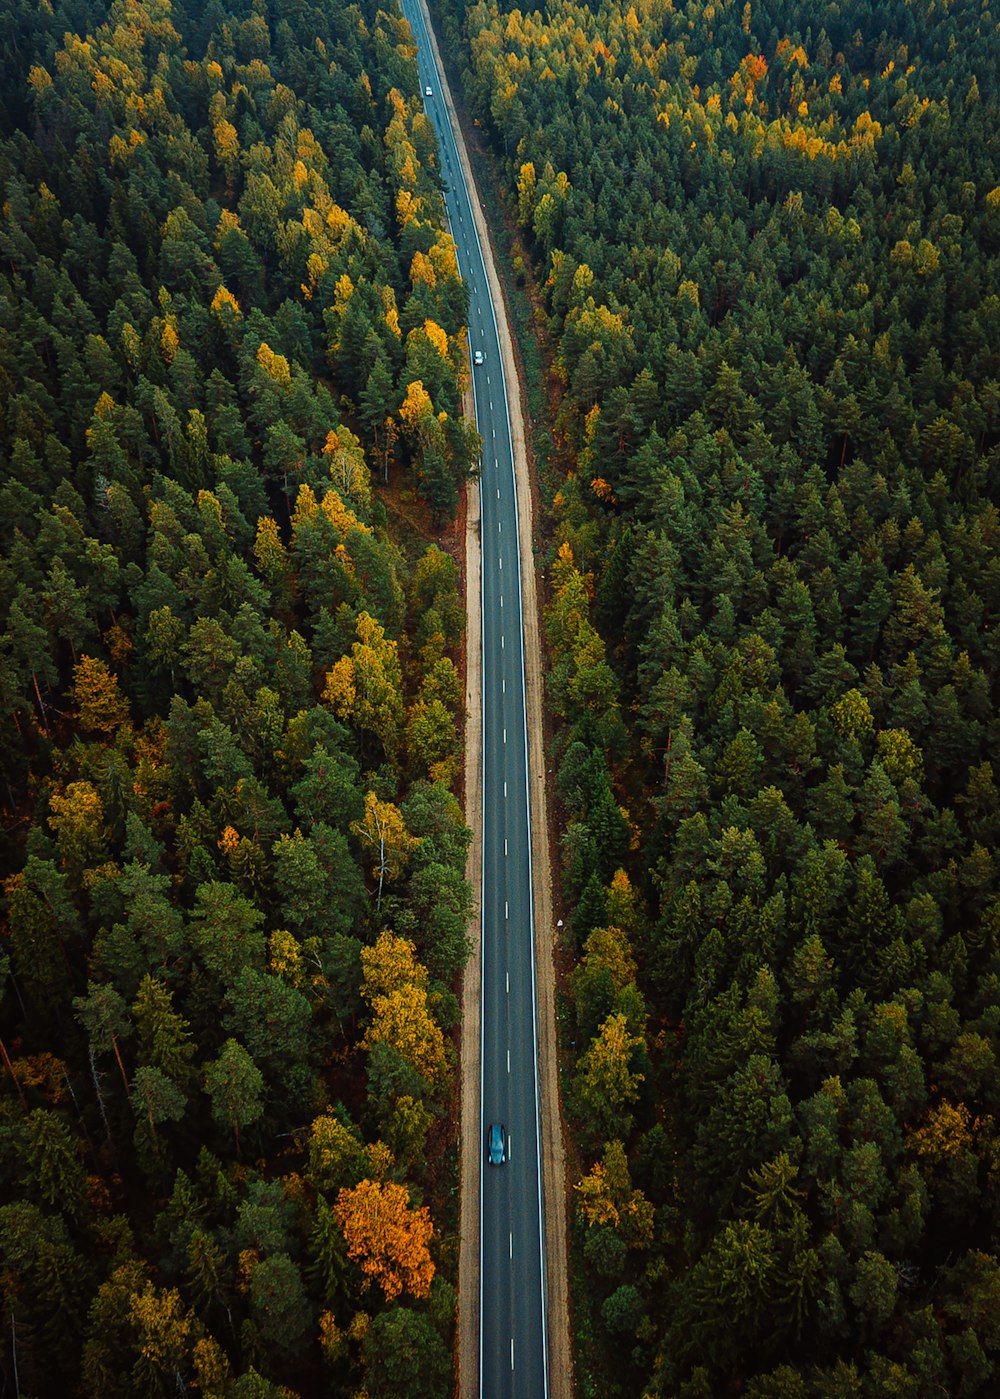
top-left (398, 4), bottom-right (549, 1396)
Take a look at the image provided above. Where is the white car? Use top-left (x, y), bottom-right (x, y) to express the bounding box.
top-left (425, 85), bottom-right (433, 97)
top-left (473, 350), bottom-right (484, 365)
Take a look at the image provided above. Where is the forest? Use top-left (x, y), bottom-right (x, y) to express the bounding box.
top-left (0, 0), bottom-right (473, 1394)
top-left (435, 0), bottom-right (1000, 1392)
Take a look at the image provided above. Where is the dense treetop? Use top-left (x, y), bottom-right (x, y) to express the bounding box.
top-left (0, 0), bottom-right (471, 1394)
top-left (440, 0), bottom-right (1000, 1392)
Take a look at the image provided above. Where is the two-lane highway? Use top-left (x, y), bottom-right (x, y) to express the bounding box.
top-left (397, 4), bottom-right (549, 1396)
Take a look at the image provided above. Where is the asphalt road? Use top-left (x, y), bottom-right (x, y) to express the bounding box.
top-left (397, 5), bottom-right (549, 1396)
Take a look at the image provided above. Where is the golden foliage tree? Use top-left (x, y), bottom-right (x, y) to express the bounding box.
top-left (323, 612), bottom-right (403, 758)
top-left (576, 1138), bottom-right (654, 1247)
top-left (350, 791), bottom-right (419, 906)
top-left (72, 655), bottom-right (131, 733)
top-left (360, 930), bottom-right (428, 1002)
top-left (334, 1179), bottom-right (435, 1300)
top-left (363, 983), bottom-right (448, 1087)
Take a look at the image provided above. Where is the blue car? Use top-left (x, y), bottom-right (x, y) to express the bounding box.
top-left (488, 1122), bottom-right (507, 1165)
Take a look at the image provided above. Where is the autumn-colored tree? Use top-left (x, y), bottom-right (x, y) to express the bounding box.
top-left (323, 612), bottom-right (404, 758)
top-left (71, 654), bottom-right (131, 733)
top-left (306, 1110), bottom-right (370, 1194)
top-left (360, 929), bottom-right (428, 1002)
top-left (47, 780), bottom-right (108, 874)
top-left (363, 983), bottom-right (449, 1088)
top-left (576, 1138), bottom-right (654, 1247)
top-left (129, 1281), bottom-right (199, 1391)
top-left (351, 790), bottom-right (420, 906)
top-left (335, 1179), bottom-right (435, 1300)
top-left (570, 1012), bottom-right (646, 1144)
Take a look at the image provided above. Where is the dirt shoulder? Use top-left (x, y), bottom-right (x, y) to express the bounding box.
top-left (414, 4), bottom-right (572, 1397)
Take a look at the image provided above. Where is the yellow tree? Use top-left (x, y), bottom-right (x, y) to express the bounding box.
top-left (257, 341), bottom-right (292, 385)
top-left (253, 516), bottom-right (294, 601)
top-left (580, 924), bottom-right (637, 990)
top-left (210, 284), bottom-right (241, 319)
top-left (323, 612), bottom-right (403, 759)
top-left (306, 1109), bottom-right (370, 1193)
top-left (907, 1101), bottom-right (974, 1166)
top-left (48, 781), bottom-right (108, 874)
top-left (399, 379), bottom-right (433, 432)
top-left (571, 1012), bottom-right (645, 1144)
top-left (360, 930), bottom-right (428, 1002)
top-left (351, 791), bottom-right (419, 907)
top-left (605, 869), bottom-right (641, 934)
top-left (363, 984), bottom-right (448, 1087)
top-left (830, 688), bottom-right (874, 741)
top-left (406, 695), bottom-right (459, 784)
top-left (211, 116), bottom-right (238, 169)
top-left (576, 1138), bottom-right (655, 1247)
top-left (72, 655), bottom-right (131, 733)
top-left (269, 929), bottom-right (305, 988)
top-left (323, 428), bottom-right (372, 513)
top-left (334, 1179), bottom-right (435, 1300)
top-left (129, 1282), bottom-right (199, 1389)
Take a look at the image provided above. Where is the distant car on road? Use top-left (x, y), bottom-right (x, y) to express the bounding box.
top-left (425, 84), bottom-right (433, 96)
top-left (488, 1122), bottom-right (507, 1165)
top-left (473, 349), bottom-right (484, 365)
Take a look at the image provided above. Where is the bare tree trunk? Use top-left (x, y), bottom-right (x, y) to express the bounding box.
top-left (111, 1032), bottom-right (130, 1096)
top-left (63, 1067), bottom-right (97, 1163)
top-left (0, 1037), bottom-right (25, 1107)
top-left (89, 1045), bottom-right (118, 1164)
top-left (10, 1306), bottom-right (20, 1399)
top-left (31, 669), bottom-right (48, 732)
